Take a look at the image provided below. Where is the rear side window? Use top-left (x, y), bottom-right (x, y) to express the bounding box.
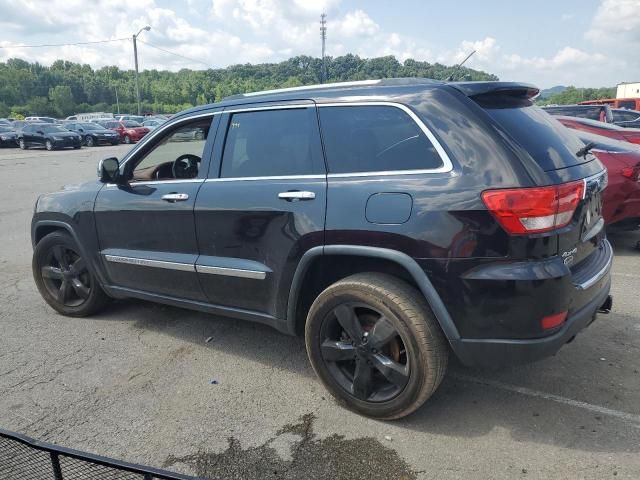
top-left (220, 108), bottom-right (324, 178)
top-left (481, 101), bottom-right (588, 171)
top-left (318, 105), bottom-right (443, 174)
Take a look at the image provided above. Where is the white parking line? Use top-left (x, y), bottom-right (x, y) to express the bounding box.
top-left (451, 373), bottom-right (640, 426)
top-left (612, 272), bottom-right (640, 280)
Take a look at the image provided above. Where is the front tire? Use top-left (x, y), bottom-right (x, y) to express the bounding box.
top-left (45, 140), bottom-right (54, 151)
top-left (85, 135), bottom-right (95, 147)
top-left (19, 139), bottom-right (27, 150)
top-left (32, 231), bottom-right (110, 317)
top-left (124, 135), bottom-right (131, 144)
top-left (305, 273), bottom-right (448, 420)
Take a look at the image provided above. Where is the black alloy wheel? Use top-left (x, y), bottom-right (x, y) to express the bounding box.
top-left (85, 135), bottom-right (95, 147)
top-left (40, 245), bottom-right (91, 307)
top-left (32, 231), bottom-right (110, 317)
top-left (305, 273), bottom-right (448, 420)
top-left (320, 303), bottom-right (410, 402)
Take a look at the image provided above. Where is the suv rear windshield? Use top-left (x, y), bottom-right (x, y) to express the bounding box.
top-left (479, 100), bottom-right (590, 172)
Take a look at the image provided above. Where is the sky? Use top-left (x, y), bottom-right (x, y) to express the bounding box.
top-left (0, 0), bottom-right (638, 88)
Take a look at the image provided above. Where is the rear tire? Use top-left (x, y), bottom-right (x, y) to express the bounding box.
top-left (305, 273), bottom-right (448, 420)
top-left (32, 231), bottom-right (110, 317)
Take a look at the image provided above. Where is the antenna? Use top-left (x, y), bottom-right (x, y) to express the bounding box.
top-left (320, 13), bottom-right (327, 83)
top-left (446, 49), bottom-right (476, 82)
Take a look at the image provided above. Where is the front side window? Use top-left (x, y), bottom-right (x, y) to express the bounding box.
top-left (220, 108), bottom-right (324, 178)
top-left (318, 105), bottom-right (444, 174)
top-left (130, 118), bottom-right (212, 182)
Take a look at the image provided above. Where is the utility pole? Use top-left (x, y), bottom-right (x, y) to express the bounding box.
top-left (320, 13), bottom-right (327, 83)
top-left (132, 25), bottom-right (151, 115)
top-left (115, 86), bottom-right (120, 115)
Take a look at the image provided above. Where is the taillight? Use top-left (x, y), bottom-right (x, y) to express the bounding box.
top-left (541, 311), bottom-right (568, 330)
top-left (621, 166), bottom-right (640, 182)
top-left (482, 180), bottom-right (585, 235)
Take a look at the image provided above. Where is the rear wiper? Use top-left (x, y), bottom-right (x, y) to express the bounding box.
top-left (576, 142), bottom-right (597, 159)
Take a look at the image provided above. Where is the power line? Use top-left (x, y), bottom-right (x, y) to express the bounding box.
top-left (136, 39), bottom-right (212, 67)
top-left (0, 38), bottom-right (129, 49)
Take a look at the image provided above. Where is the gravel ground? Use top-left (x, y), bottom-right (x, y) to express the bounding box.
top-left (0, 144), bottom-right (639, 479)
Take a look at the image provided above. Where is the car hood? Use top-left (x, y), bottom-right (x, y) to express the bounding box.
top-left (49, 131), bottom-right (80, 137)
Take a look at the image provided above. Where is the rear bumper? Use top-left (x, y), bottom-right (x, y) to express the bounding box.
top-left (451, 279), bottom-right (611, 367)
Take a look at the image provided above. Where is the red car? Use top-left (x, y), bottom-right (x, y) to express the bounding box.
top-left (557, 116), bottom-right (640, 145)
top-left (101, 120), bottom-right (150, 144)
top-left (576, 130), bottom-right (640, 229)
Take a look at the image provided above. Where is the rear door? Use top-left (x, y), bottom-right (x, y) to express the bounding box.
top-left (194, 102), bottom-right (327, 318)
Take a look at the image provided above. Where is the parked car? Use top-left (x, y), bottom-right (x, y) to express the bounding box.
top-left (115, 115), bottom-right (145, 123)
top-left (18, 123), bottom-right (82, 150)
top-left (141, 118), bottom-right (165, 131)
top-left (65, 122), bottom-right (120, 146)
top-left (11, 120), bottom-right (31, 133)
top-left (102, 120), bottom-right (149, 144)
top-left (0, 118), bottom-right (12, 126)
top-left (556, 116), bottom-right (640, 145)
top-left (575, 131), bottom-right (640, 229)
top-left (543, 104), bottom-right (614, 123)
top-left (31, 79), bottom-right (612, 419)
top-left (65, 112), bottom-right (114, 122)
top-left (0, 125), bottom-right (18, 147)
top-left (24, 116), bottom-right (58, 124)
top-left (611, 108), bottom-right (640, 128)
top-left (90, 118), bottom-right (116, 126)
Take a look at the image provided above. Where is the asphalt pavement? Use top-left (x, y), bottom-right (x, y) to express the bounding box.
top-left (0, 144), bottom-right (639, 479)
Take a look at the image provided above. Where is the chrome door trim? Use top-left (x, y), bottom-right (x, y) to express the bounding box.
top-left (195, 264), bottom-right (267, 280)
top-left (104, 254), bottom-right (195, 272)
top-left (105, 179), bottom-right (204, 188)
top-left (205, 174), bottom-right (325, 182)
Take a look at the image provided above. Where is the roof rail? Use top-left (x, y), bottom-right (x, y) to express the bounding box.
top-left (226, 80), bottom-right (382, 100)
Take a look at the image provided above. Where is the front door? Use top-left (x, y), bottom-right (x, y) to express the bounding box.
top-left (94, 113), bottom-right (220, 300)
top-left (194, 104), bottom-right (327, 318)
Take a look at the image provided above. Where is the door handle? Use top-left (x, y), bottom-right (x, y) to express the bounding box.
top-left (161, 193), bottom-right (189, 202)
top-left (278, 191), bottom-right (316, 201)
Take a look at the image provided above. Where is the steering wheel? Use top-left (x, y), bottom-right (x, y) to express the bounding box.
top-left (171, 154), bottom-right (200, 179)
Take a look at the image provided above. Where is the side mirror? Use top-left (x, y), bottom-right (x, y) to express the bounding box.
top-left (98, 157), bottom-right (121, 183)
top-left (79, 128), bottom-right (84, 132)
top-left (37, 131), bottom-right (44, 135)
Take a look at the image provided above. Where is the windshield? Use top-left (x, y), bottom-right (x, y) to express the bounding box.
top-left (79, 123), bottom-right (100, 130)
top-left (123, 121), bottom-right (142, 128)
top-left (41, 125), bottom-right (68, 133)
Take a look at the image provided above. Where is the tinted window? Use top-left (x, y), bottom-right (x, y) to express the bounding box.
top-left (318, 105), bottom-right (443, 174)
top-left (618, 100), bottom-right (636, 110)
top-left (482, 103), bottom-right (589, 171)
top-left (131, 118), bottom-right (212, 181)
top-left (613, 110), bottom-right (640, 122)
top-left (220, 108), bottom-right (324, 178)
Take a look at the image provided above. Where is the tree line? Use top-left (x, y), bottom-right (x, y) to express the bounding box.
top-left (0, 55), bottom-right (498, 118)
top-left (536, 86), bottom-right (617, 106)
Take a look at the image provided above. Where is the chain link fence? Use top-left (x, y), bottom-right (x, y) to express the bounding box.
top-left (0, 428), bottom-right (200, 480)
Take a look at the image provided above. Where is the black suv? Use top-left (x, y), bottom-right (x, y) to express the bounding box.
top-left (31, 79), bottom-right (613, 419)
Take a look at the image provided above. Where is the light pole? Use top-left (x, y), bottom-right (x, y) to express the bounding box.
top-left (133, 25), bottom-right (151, 115)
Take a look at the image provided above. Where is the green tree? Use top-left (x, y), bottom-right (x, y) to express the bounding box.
top-left (48, 85), bottom-right (75, 116)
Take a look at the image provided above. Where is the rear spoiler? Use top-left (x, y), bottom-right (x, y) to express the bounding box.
top-left (450, 82), bottom-right (540, 100)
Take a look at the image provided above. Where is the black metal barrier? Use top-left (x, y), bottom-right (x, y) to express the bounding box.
top-left (0, 428), bottom-right (200, 480)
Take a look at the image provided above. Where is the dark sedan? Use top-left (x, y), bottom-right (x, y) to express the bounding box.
top-left (0, 125), bottom-right (18, 147)
top-left (18, 123), bottom-right (82, 150)
top-left (65, 122), bottom-right (120, 146)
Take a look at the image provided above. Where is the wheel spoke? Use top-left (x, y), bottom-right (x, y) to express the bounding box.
top-left (334, 305), bottom-right (363, 341)
top-left (321, 340), bottom-right (356, 362)
top-left (369, 316), bottom-right (398, 349)
top-left (372, 353), bottom-right (409, 387)
top-left (52, 245), bottom-right (69, 269)
top-left (69, 257), bottom-right (86, 276)
top-left (351, 361), bottom-right (373, 400)
top-left (71, 278), bottom-right (90, 300)
top-left (41, 266), bottom-right (63, 280)
top-left (57, 280), bottom-right (72, 304)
